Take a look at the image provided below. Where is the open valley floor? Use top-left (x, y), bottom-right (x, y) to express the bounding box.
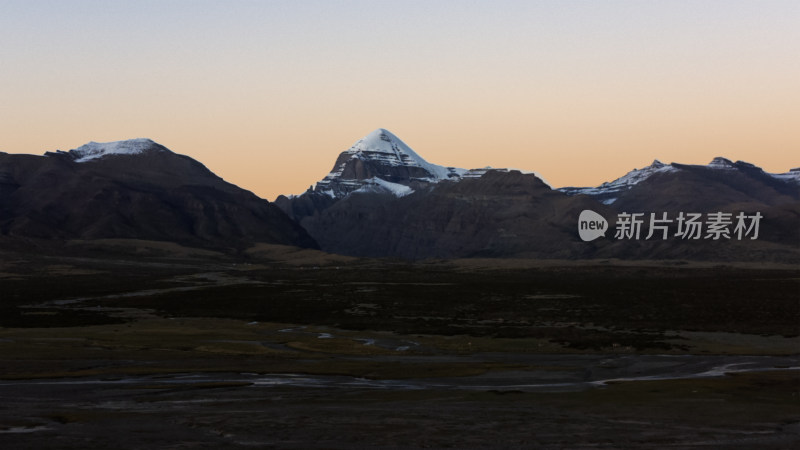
top-left (1, 244), bottom-right (798, 448)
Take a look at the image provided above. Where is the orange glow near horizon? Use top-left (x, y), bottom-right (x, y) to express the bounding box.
top-left (1, 1), bottom-right (798, 200)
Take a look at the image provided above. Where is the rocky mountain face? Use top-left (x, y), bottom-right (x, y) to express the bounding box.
top-left (276, 130), bottom-right (800, 261)
top-left (0, 139), bottom-right (316, 251)
top-left (314, 128), bottom-right (467, 197)
top-left (275, 129), bottom-right (491, 221)
top-left (296, 169), bottom-right (609, 259)
top-left (2, 132), bottom-right (797, 261)
top-left (559, 158), bottom-right (800, 210)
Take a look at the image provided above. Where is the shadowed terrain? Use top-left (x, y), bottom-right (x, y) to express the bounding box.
top-left (1, 243), bottom-right (798, 448)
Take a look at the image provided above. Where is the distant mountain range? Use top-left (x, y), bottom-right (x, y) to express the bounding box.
top-left (2, 131), bottom-right (798, 261)
top-left (559, 157), bottom-right (800, 207)
top-left (275, 129), bottom-right (799, 261)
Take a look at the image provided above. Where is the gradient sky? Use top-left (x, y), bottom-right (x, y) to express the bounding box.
top-left (1, 0), bottom-right (798, 199)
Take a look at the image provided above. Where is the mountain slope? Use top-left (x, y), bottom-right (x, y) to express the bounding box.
top-left (0, 139), bottom-right (317, 251)
top-left (276, 131), bottom-right (799, 261)
top-left (559, 158), bottom-right (800, 208)
top-left (559, 160), bottom-right (678, 204)
top-left (300, 169), bottom-right (609, 259)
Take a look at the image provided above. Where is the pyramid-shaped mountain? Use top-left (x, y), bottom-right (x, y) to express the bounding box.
top-left (305, 128), bottom-right (482, 200)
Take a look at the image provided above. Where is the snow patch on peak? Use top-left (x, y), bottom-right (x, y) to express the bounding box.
top-left (71, 138), bottom-right (162, 162)
top-left (558, 159), bottom-right (677, 197)
top-left (352, 177), bottom-right (414, 197)
top-left (772, 167), bottom-right (800, 184)
top-left (461, 167), bottom-right (495, 178)
top-left (596, 160), bottom-right (677, 190)
top-left (708, 157), bottom-right (735, 169)
top-left (460, 166), bottom-right (551, 186)
top-left (702, 158), bottom-right (799, 184)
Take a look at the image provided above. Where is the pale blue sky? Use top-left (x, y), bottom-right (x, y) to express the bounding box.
top-left (2, 1), bottom-right (798, 198)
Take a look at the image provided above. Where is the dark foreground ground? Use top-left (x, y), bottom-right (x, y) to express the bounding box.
top-left (1, 241), bottom-right (798, 448)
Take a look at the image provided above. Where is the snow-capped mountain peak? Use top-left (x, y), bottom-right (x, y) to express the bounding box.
top-left (650, 159), bottom-right (667, 168)
top-left (330, 128), bottom-right (466, 181)
top-left (559, 156), bottom-right (800, 203)
top-left (69, 138), bottom-right (165, 163)
top-left (705, 157), bottom-right (798, 183)
top-left (609, 160), bottom-right (678, 186)
top-left (558, 159), bottom-right (678, 203)
top-left (349, 129), bottom-right (428, 165)
top-left (287, 128), bottom-right (549, 202)
top-left (771, 168), bottom-right (800, 184)
top-left (312, 128), bottom-right (468, 198)
top-left (707, 157), bottom-right (736, 169)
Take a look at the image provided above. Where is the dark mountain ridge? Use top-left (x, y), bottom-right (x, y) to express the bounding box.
top-left (0, 139), bottom-right (316, 252)
top-left (2, 133), bottom-right (797, 262)
top-left (276, 130), bottom-right (800, 261)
